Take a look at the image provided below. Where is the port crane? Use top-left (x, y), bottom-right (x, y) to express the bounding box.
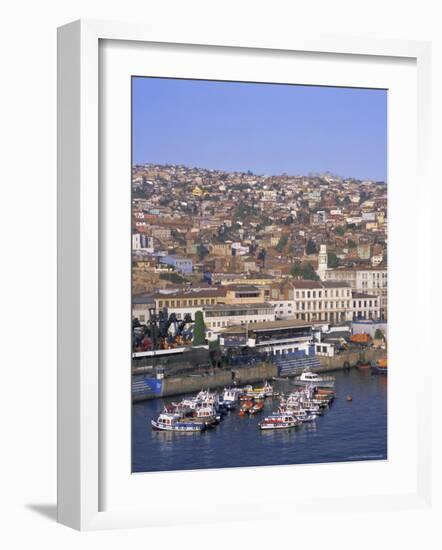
top-left (132, 308), bottom-right (194, 352)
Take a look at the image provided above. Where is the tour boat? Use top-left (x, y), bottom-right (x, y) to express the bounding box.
top-left (247, 381), bottom-right (274, 398)
top-left (151, 412), bottom-right (205, 432)
top-left (259, 413), bottom-right (300, 430)
top-left (293, 369), bottom-right (335, 388)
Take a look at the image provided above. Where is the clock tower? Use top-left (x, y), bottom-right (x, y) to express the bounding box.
top-left (317, 244), bottom-right (328, 280)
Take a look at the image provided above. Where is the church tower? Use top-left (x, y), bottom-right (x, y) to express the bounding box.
top-left (317, 244), bottom-right (328, 280)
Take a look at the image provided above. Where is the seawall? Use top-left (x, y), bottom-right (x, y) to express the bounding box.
top-left (132, 348), bottom-right (387, 401)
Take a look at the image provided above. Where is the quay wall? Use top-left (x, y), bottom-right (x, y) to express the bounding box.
top-left (161, 363), bottom-right (278, 398)
top-left (133, 348), bottom-right (387, 401)
top-left (316, 348), bottom-right (386, 373)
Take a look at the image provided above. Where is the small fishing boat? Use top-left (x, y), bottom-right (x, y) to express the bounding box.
top-left (220, 388), bottom-right (242, 410)
top-left (259, 413), bottom-right (300, 430)
top-left (294, 408), bottom-right (317, 423)
top-left (239, 399), bottom-right (255, 415)
top-left (151, 412), bottom-right (205, 432)
top-left (371, 358), bottom-right (387, 374)
top-left (249, 399), bottom-right (265, 415)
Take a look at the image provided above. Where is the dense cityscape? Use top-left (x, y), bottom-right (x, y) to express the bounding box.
top-left (132, 162), bottom-right (387, 340)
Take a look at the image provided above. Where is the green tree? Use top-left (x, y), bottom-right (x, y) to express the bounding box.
top-left (374, 329), bottom-right (384, 340)
top-left (291, 261), bottom-right (319, 281)
top-left (348, 239), bottom-right (357, 248)
top-left (306, 238), bottom-right (317, 255)
top-left (159, 272), bottom-right (187, 284)
top-left (192, 310), bottom-right (206, 346)
top-left (258, 248), bottom-right (267, 267)
top-left (276, 235), bottom-right (288, 252)
top-left (327, 252), bottom-right (340, 268)
top-left (291, 261), bottom-right (303, 278)
top-left (302, 263), bottom-right (320, 281)
top-left (197, 244), bottom-right (209, 260)
top-left (335, 225), bottom-right (345, 236)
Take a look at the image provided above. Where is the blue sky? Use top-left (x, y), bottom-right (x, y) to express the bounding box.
top-left (132, 77), bottom-right (387, 181)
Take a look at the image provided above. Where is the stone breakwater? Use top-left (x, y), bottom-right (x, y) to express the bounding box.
top-left (132, 349), bottom-right (387, 401)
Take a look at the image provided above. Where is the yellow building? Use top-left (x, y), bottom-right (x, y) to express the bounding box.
top-left (223, 284), bottom-right (266, 304)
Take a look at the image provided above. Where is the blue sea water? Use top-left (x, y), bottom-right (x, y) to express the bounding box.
top-left (132, 368), bottom-right (387, 473)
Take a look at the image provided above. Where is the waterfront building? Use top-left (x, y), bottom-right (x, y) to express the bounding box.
top-left (218, 319), bottom-right (334, 357)
top-left (270, 280), bottom-right (353, 323)
top-left (223, 284), bottom-right (266, 304)
top-left (203, 303), bottom-right (276, 340)
top-left (323, 267), bottom-right (387, 319)
top-left (151, 287), bottom-right (226, 320)
top-left (351, 292), bottom-right (380, 320)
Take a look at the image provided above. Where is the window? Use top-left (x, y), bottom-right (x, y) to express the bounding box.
top-left (139, 315), bottom-right (145, 322)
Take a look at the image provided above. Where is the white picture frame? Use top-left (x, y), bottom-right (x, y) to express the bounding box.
top-left (57, 19), bottom-right (433, 531)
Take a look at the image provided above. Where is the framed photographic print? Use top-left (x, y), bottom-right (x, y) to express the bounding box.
top-left (57, 19), bottom-right (433, 530)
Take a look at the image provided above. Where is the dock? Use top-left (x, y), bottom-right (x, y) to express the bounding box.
top-left (132, 348), bottom-right (386, 401)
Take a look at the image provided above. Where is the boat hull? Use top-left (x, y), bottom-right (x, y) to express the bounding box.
top-left (151, 419), bottom-right (205, 432)
top-left (259, 422), bottom-right (298, 430)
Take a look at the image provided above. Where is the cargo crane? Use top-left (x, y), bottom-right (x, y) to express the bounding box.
top-left (132, 308), bottom-right (194, 352)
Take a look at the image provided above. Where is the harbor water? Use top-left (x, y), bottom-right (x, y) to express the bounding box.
top-left (132, 367), bottom-right (387, 473)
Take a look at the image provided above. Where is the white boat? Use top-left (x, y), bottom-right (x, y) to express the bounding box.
top-left (259, 413), bottom-right (300, 430)
top-left (293, 369), bottom-right (335, 387)
top-left (221, 388), bottom-right (242, 410)
top-left (194, 405), bottom-right (221, 425)
top-left (293, 408), bottom-right (317, 423)
top-left (151, 412), bottom-right (205, 432)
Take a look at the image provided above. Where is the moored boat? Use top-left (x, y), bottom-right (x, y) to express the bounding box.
top-left (249, 399), bottom-right (265, 415)
top-left (371, 357), bottom-right (387, 374)
top-left (151, 412), bottom-right (205, 432)
top-left (293, 369), bottom-right (335, 388)
top-left (239, 399), bottom-right (255, 415)
top-left (259, 413), bottom-right (300, 430)
top-left (220, 387), bottom-right (242, 410)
